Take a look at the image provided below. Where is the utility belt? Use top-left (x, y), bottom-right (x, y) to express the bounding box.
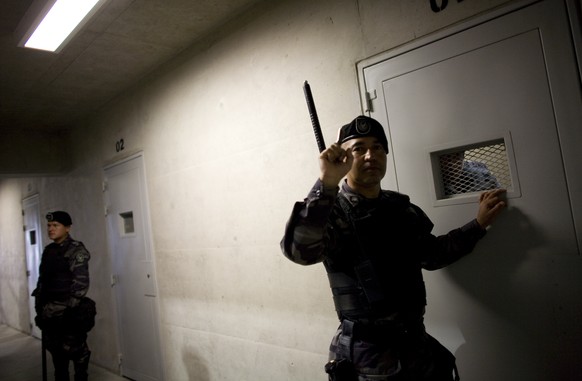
top-left (331, 317), bottom-right (425, 357)
top-left (325, 318), bottom-right (406, 381)
top-left (326, 318), bottom-right (460, 381)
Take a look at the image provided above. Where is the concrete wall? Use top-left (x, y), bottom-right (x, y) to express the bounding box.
top-left (2, 0), bottom-right (581, 380)
top-left (0, 179), bottom-right (29, 329)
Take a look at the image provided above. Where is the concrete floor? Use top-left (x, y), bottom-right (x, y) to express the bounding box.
top-left (0, 324), bottom-right (127, 381)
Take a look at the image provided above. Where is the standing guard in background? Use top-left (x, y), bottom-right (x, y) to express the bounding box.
top-left (33, 211), bottom-right (95, 381)
top-left (281, 116), bottom-right (506, 380)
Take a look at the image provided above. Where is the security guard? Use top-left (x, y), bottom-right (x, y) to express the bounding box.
top-left (281, 116), bottom-right (506, 380)
top-left (32, 211), bottom-right (91, 381)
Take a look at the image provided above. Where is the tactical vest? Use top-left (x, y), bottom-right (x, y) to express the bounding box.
top-left (39, 241), bottom-right (75, 302)
top-left (325, 190), bottom-right (432, 321)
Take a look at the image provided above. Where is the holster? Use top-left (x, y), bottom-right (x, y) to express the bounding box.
top-left (324, 358), bottom-right (358, 381)
top-left (326, 319), bottom-right (358, 381)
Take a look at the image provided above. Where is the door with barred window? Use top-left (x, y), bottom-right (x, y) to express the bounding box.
top-left (359, 1), bottom-right (582, 380)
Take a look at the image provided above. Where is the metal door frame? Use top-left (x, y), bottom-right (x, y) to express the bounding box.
top-left (23, 193), bottom-right (42, 338)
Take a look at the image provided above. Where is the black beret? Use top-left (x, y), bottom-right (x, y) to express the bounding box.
top-left (337, 115), bottom-right (389, 153)
top-left (46, 211), bottom-right (72, 226)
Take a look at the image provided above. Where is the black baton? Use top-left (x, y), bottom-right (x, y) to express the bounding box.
top-left (42, 333), bottom-right (47, 381)
top-left (303, 81), bottom-right (326, 152)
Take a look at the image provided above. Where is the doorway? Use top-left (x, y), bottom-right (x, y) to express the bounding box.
top-left (23, 194), bottom-right (42, 339)
top-left (104, 153), bottom-right (164, 381)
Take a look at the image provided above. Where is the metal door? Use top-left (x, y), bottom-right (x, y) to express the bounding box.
top-left (360, 0), bottom-right (581, 255)
top-left (104, 153), bottom-right (164, 381)
top-left (23, 194), bottom-right (42, 339)
top-left (358, 0), bottom-right (582, 379)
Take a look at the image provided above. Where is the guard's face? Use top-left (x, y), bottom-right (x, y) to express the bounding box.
top-left (47, 221), bottom-right (70, 243)
top-left (342, 137), bottom-right (387, 187)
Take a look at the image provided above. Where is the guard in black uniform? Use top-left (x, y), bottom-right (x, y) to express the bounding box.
top-left (33, 211), bottom-right (92, 381)
top-left (281, 116), bottom-right (506, 380)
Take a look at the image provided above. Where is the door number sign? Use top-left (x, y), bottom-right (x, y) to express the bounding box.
top-left (116, 139), bottom-right (125, 153)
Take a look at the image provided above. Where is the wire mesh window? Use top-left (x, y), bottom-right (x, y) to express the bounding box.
top-left (438, 140), bottom-right (512, 197)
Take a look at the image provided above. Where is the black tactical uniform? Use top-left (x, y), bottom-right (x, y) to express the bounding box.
top-left (33, 232), bottom-right (91, 381)
top-left (281, 178), bottom-right (487, 380)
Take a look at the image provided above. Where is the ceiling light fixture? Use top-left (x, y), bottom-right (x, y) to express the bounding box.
top-left (17, 0), bottom-right (106, 53)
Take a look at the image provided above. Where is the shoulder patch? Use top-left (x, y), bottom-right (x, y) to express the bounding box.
top-left (75, 252), bottom-right (89, 262)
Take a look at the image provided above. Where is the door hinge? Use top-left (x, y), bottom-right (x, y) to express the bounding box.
top-left (104, 206), bottom-right (109, 217)
top-left (102, 181), bottom-right (108, 192)
top-left (118, 353), bottom-right (123, 366)
top-left (365, 89), bottom-right (377, 113)
top-left (111, 274), bottom-right (117, 287)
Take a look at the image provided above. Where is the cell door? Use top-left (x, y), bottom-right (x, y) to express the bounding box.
top-left (358, 1), bottom-right (582, 379)
top-left (104, 154), bottom-right (164, 381)
top-left (359, 0), bottom-right (582, 255)
top-left (23, 194), bottom-right (42, 339)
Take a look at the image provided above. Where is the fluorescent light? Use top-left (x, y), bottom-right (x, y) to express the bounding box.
top-left (24, 0), bottom-right (101, 52)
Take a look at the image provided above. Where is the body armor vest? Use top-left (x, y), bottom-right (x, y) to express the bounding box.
top-left (39, 242), bottom-right (74, 302)
top-left (326, 191), bottom-right (430, 321)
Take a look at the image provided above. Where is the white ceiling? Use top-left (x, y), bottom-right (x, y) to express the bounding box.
top-left (0, 0), bottom-right (265, 132)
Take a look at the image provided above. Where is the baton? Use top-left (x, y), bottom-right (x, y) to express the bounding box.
top-left (42, 333), bottom-right (47, 381)
top-left (303, 81), bottom-right (326, 152)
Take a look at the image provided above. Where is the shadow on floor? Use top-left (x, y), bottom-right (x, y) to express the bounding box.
top-left (0, 324), bottom-right (127, 381)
